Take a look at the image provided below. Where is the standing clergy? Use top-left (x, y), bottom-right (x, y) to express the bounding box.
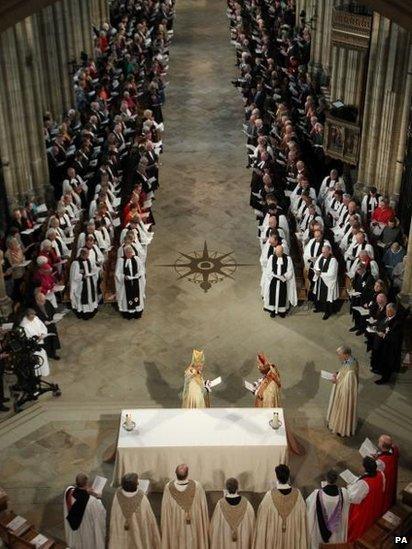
top-left (375, 434), bottom-right (399, 513)
top-left (312, 245), bottom-right (339, 320)
top-left (347, 457), bottom-right (385, 542)
top-left (70, 248), bottom-right (99, 319)
top-left (115, 245), bottom-right (146, 319)
top-left (327, 346), bottom-right (359, 437)
top-left (161, 464), bottom-right (209, 549)
top-left (262, 245), bottom-right (297, 318)
top-left (181, 349), bottom-right (210, 408)
top-left (306, 469), bottom-right (350, 548)
top-left (253, 464), bottom-right (308, 549)
top-left (19, 309), bottom-right (50, 377)
top-left (252, 353), bottom-right (304, 456)
top-left (109, 472), bottom-right (160, 549)
top-left (210, 477), bottom-right (255, 549)
top-left (253, 353), bottom-right (281, 408)
top-left (64, 472), bottom-right (106, 549)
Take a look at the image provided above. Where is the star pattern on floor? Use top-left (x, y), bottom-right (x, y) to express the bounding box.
top-left (157, 241), bottom-right (254, 292)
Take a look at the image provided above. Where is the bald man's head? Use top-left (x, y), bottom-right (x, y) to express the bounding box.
top-left (378, 434), bottom-right (393, 451)
top-left (175, 464), bottom-right (189, 481)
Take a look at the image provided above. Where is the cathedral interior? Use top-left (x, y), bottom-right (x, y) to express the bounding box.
top-left (0, 0), bottom-right (411, 545)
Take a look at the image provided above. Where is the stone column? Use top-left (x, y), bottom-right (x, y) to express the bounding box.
top-left (305, 0), bottom-right (343, 82)
top-left (357, 13), bottom-right (412, 197)
top-left (78, 0), bottom-right (94, 58)
top-left (99, 0), bottom-right (109, 23)
top-left (0, 18), bottom-right (49, 207)
top-left (32, 4), bottom-right (74, 119)
top-left (400, 222), bottom-right (412, 306)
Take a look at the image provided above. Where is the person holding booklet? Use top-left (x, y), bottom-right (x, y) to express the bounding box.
top-left (326, 345), bottom-right (359, 437)
top-left (245, 353), bottom-right (304, 455)
top-left (109, 472), bottom-right (160, 549)
top-left (347, 456), bottom-right (385, 541)
top-left (210, 477), bottom-right (255, 549)
top-left (375, 434), bottom-right (399, 513)
top-left (306, 469), bottom-right (350, 548)
top-left (253, 464), bottom-right (308, 549)
top-left (181, 349), bottom-right (221, 408)
top-left (64, 472), bottom-right (106, 549)
top-left (251, 352), bottom-right (281, 407)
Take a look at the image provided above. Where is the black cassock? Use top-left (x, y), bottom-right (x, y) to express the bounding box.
top-left (265, 254), bottom-right (289, 312)
top-left (314, 256), bottom-right (332, 305)
top-left (123, 257), bottom-right (140, 311)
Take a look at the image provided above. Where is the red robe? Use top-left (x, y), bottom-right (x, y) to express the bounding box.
top-left (348, 472), bottom-right (385, 541)
top-left (379, 446), bottom-right (399, 513)
top-left (371, 206), bottom-right (395, 225)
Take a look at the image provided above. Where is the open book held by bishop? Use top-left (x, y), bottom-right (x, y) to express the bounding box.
top-left (181, 349), bottom-right (210, 408)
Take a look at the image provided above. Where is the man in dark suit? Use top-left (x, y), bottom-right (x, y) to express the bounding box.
top-left (371, 303), bottom-right (404, 384)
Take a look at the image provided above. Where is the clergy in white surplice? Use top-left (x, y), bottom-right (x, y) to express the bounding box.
top-left (312, 245), bottom-right (339, 320)
top-left (64, 473), bottom-right (106, 549)
top-left (210, 478), bottom-right (255, 549)
top-left (303, 230), bottom-right (331, 271)
top-left (259, 214), bottom-right (287, 249)
top-left (69, 248), bottom-right (99, 319)
top-left (115, 245), bottom-right (146, 319)
top-left (262, 245), bottom-right (297, 318)
top-left (318, 169), bottom-right (345, 205)
top-left (20, 309), bottom-right (50, 377)
top-left (109, 473), bottom-right (160, 549)
top-left (306, 469), bottom-right (350, 548)
top-left (260, 231), bottom-right (289, 289)
top-left (78, 235), bottom-right (105, 275)
top-left (161, 464), bottom-right (209, 549)
top-left (253, 464), bottom-right (308, 549)
top-left (344, 231), bottom-right (374, 271)
top-left (327, 346), bottom-right (359, 437)
top-left (117, 230), bottom-right (147, 262)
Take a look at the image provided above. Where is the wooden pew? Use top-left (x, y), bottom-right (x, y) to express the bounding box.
top-left (355, 503), bottom-right (412, 548)
top-left (0, 509), bottom-right (65, 548)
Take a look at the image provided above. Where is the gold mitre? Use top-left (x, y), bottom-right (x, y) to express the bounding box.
top-left (191, 349), bottom-right (205, 366)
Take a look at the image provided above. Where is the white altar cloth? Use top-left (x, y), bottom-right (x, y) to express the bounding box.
top-left (113, 408), bottom-right (287, 491)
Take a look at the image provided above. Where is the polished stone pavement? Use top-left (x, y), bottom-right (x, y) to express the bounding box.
top-left (0, 0), bottom-right (411, 541)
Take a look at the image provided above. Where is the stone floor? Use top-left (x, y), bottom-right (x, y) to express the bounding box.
top-left (0, 0), bottom-right (411, 542)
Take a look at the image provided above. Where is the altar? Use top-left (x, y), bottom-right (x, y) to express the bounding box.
top-left (113, 407), bottom-right (287, 491)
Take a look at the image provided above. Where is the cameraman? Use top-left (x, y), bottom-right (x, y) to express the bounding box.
top-left (0, 329), bottom-right (10, 412)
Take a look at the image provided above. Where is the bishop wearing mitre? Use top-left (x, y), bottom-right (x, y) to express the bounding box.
top-left (327, 345), bottom-right (359, 437)
top-left (253, 464), bottom-right (308, 549)
top-left (109, 472), bottom-right (160, 549)
top-left (181, 349), bottom-right (210, 408)
top-left (252, 353), bottom-right (304, 456)
top-left (210, 477), bottom-right (255, 549)
top-left (253, 353), bottom-right (281, 408)
top-left (161, 464), bottom-right (209, 549)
